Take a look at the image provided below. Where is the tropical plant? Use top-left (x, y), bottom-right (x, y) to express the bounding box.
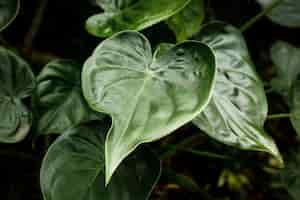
top-left (1, 0), bottom-right (300, 199)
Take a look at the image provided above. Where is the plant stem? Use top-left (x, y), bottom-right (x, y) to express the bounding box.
top-left (24, 0), bottom-right (49, 50)
top-left (267, 113), bottom-right (291, 119)
top-left (162, 144), bottom-right (233, 160)
top-left (240, 0), bottom-right (283, 32)
top-left (161, 134), bottom-right (202, 159)
top-left (182, 148), bottom-right (233, 160)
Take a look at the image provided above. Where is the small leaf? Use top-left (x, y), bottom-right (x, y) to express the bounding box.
top-left (290, 79), bottom-right (300, 136)
top-left (257, 0), bottom-right (300, 28)
top-left (82, 31), bottom-right (216, 184)
top-left (85, 0), bottom-right (190, 37)
top-left (34, 59), bottom-right (103, 136)
top-left (153, 43), bottom-right (175, 59)
top-left (0, 0), bottom-right (19, 31)
top-left (0, 47), bottom-right (35, 143)
top-left (95, 0), bottom-right (137, 10)
top-left (192, 22), bottom-right (282, 164)
top-left (40, 121), bottom-right (161, 200)
top-left (270, 41), bottom-right (300, 98)
top-left (167, 0), bottom-right (205, 42)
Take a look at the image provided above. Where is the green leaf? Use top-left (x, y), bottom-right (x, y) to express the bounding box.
top-left (167, 0), bottom-right (205, 42)
top-left (34, 59), bottom-right (103, 136)
top-left (290, 80), bottom-right (300, 136)
top-left (40, 121), bottom-right (161, 200)
top-left (192, 22), bottom-right (282, 164)
top-left (153, 43), bottom-right (175, 59)
top-left (82, 31), bottom-right (216, 184)
top-left (0, 47), bottom-right (35, 143)
top-left (273, 147), bottom-right (300, 199)
top-left (257, 0), bottom-right (300, 28)
top-left (270, 41), bottom-right (300, 98)
top-left (0, 0), bottom-right (19, 32)
top-left (95, 0), bottom-right (137, 10)
top-left (85, 0), bottom-right (190, 37)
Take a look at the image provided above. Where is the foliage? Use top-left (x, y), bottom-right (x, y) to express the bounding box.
top-left (257, 0), bottom-right (300, 28)
top-left (86, 0), bottom-right (190, 37)
top-left (272, 147), bottom-right (300, 200)
top-left (0, 47), bottom-right (35, 143)
top-left (82, 30), bottom-right (216, 183)
top-left (270, 41), bottom-right (300, 136)
top-left (1, 0), bottom-right (300, 199)
top-left (192, 22), bottom-right (281, 162)
top-left (0, 0), bottom-right (19, 31)
top-left (41, 120), bottom-right (161, 200)
top-left (167, 0), bottom-right (205, 42)
top-left (34, 59), bottom-right (103, 136)
top-left (270, 41), bottom-right (300, 98)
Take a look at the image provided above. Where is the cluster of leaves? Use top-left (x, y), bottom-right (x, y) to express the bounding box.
top-left (1, 0), bottom-right (300, 199)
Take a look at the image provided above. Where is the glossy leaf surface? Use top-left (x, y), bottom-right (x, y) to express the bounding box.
top-left (0, 47), bottom-right (35, 143)
top-left (257, 0), bottom-right (300, 28)
top-left (167, 0), bottom-right (205, 42)
top-left (86, 0), bottom-right (190, 37)
top-left (41, 121), bottom-right (161, 200)
top-left (0, 0), bottom-right (19, 31)
top-left (82, 31), bottom-right (216, 183)
top-left (270, 41), bottom-right (300, 98)
top-left (35, 60), bottom-right (102, 136)
top-left (192, 22), bottom-right (282, 163)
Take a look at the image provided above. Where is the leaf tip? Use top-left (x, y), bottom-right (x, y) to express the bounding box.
top-left (266, 141), bottom-right (284, 169)
top-left (105, 148), bottom-right (121, 187)
top-left (269, 152), bottom-right (285, 169)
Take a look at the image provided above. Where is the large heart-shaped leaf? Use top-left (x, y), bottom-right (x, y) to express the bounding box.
top-left (0, 0), bottom-right (19, 32)
top-left (290, 80), bottom-right (300, 136)
top-left (86, 0), bottom-right (190, 37)
top-left (40, 121), bottom-right (161, 200)
top-left (257, 0), bottom-right (300, 28)
top-left (82, 31), bottom-right (216, 183)
top-left (34, 59), bottom-right (103, 136)
top-left (167, 0), bottom-right (205, 42)
top-left (0, 47), bottom-right (35, 143)
top-left (270, 41), bottom-right (300, 98)
top-left (192, 22), bottom-right (282, 164)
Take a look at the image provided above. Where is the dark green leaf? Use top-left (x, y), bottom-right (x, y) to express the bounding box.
top-left (0, 47), bottom-right (35, 143)
top-left (40, 121), bottom-right (161, 200)
top-left (82, 31), bottom-right (216, 183)
top-left (0, 0), bottom-right (19, 31)
top-left (270, 41), bottom-right (300, 98)
top-left (85, 0), bottom-right (190, 37)
top-left (290, 80), bottom-right (300, 136)
top-left (35, 59), bottom-right (103, 136)
top-left (192, 22), bottom-right (282, 164)
top-left (273, 147), bottom-right (300, 199)
top-left (167, 0), bottom-right (205, 42)
top-left (257, 0), bottom-right (300, 28)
